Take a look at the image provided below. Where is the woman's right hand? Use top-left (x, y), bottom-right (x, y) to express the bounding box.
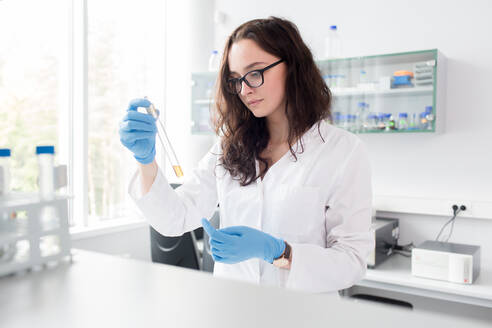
top-left (119, 98), bottom-right (157, 164)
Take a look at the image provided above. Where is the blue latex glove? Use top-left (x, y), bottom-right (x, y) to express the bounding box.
top-left (201, 218), bottom-right (285, 264)
top-left (119, 98), bottom-right (157, 164)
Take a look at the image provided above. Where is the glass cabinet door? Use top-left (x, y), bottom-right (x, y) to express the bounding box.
top-left (317, 49), bottom-right (444, 134)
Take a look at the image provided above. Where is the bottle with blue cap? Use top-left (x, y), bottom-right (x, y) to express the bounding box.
top-left (398, 113), bottom-right (409, 130)
top-left (419, 112), bottom-right (429, 130)
top-left (356, 102), bottom-right (370, 132)
top-left (333, 111), bottom-right (342, 127)
top-left (340, 114), bottom-right (349, 130)
top-left (208, 50), bottom-right (220, 72)
top-left (424, 106), bottom-right (434, 130)
top-left (377, 113), bottom-right (386, 130)
top-left (367, 114), bottom-right (378, 131)
top-left (324, 25), bottom-right (342, 59)
top-left (387, 114), bottom-right (396, 131)
top-left (0, 148), bottom-right (11, 197)
top-left (347, 115), bottom-right (355, 132)
top-left (36, 145), bottom-right (55, 200)
top-left (408, 113), bottom-right (418, 130)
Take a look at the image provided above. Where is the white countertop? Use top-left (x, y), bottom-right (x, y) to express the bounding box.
top-left (0, 249), bottom-right (490, 328)
top-left (360, 254), bottom-right (492, 307)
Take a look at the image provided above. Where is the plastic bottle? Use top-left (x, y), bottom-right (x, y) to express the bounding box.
top-left (379, 114), bottom-right (392, 131)
top-left (0, 148), bottom-right (12, 236)
top-left (356, 102), bottom-right (368, 132)
top-left (398, 113), bottom-right (409, 130)
top-left (208, 50), bottom-right (220, 72)
top-left (324, 25), bottom-right (342, 59)
top-left (359, 70), bottom-right (368, 85)
top-left (419, 112), bottom-right (428, 130)
top-left (0, 148), bottom-right (11, 197)
top-left (377, 114), bottom-right (386, 130)
top-left (425, 106), bottom-right (434, 130)
top-left (408, 113), bottom-right (418, 130)
top-left (340, 115), bottom-right (349, 130)
top-left (349, 115), bottom-right (358, 132)
top-left (36, 146), bottom-right (55, 200)
top-left (367, 114), bottom-right (378, 130)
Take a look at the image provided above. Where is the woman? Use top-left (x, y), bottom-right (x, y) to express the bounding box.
top-left (119, 16), bottom-right (373, 294)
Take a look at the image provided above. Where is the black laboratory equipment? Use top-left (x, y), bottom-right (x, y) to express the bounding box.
top-left (149, 183), bottom-right (218, 272)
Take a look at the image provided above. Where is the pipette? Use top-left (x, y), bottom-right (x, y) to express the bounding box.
top-left (143, 99), bottom-right (184, 178)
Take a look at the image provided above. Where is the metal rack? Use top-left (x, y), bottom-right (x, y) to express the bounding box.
top-left (0, 193), bottom-right (72, 277)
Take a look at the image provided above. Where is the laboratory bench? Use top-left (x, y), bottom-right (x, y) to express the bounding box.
top-left (0, 249), bottom-right (490, 328)
top-left (341, 254), bottom-right (492, 318)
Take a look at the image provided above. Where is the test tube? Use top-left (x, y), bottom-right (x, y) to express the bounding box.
top-left (143, 100), bottom-right (184, 178)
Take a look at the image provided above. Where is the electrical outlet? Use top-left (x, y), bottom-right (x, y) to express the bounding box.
top-left (446, 201), bottom-right (472, 217)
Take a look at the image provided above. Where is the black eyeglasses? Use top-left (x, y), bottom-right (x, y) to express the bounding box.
top-left (226, 59), bottom-right (284, 94)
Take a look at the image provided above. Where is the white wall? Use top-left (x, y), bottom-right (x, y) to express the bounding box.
top-left (210, 0), bottom-right (492, 267)
top-left (78, 0), bottom-right (492, 271)
top-left (71, 226), bottom-right (151, 262)
top-left (163, 0), bottom-right (217, 183)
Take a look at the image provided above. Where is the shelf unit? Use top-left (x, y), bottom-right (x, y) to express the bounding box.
top-left (190, 49), bottom-right (446, 135)
top-left (331, 85), bottom-right (434, 97)
top-left (0, 193), bottom-right (72, 277)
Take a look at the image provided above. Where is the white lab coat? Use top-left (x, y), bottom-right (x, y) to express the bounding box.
top-left (128, 119), bottom-right (374, 294)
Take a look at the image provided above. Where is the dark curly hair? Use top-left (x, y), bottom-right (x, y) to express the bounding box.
top-left (213, 16), bottom-right (332, 186)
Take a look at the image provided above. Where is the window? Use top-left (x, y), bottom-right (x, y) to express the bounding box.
top-left (86, 0), bottom-right (166, 224)
top-left (1, 0), bottom-right (166, 228)
top-left (0, 0), bottom-right (69, 193)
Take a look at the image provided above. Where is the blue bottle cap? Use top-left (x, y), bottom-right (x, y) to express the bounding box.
top-left (425, 106), bottom-right (433, 112)
top-left (330, 25), bottom-right (337, 30)
top-left (357, 102), bottom-right (366, 107)
top-left (212, 50), bottom-right (218, 54)
top-left (399, 113), bottom-right (408, 118)
top-left (36, 145), bottom-right (55, 155)
top-left (378, 114), bottom-right (385, 119)
top-left (419, 112), bottom-right (427, 118)
top-left (0, 148), bottom-right (11, 157)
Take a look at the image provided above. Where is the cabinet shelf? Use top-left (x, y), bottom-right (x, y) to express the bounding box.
top-left (332, 85), bottom-right (433, 97)
top-left (194, 99), bottom-right (214, 105)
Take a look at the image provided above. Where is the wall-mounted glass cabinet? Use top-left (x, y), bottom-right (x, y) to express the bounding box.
top-left (191, 72), bottom-right (217, 134)
top-left (190, 49), bottom-right (445, 135)
top-left (319, 49), bottom-right (445, 134)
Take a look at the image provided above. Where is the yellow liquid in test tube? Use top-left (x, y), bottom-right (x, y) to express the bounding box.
top-left (173, 165), bottom-right (184, 178)
top-left (143, 99), bottom-right (184, 178)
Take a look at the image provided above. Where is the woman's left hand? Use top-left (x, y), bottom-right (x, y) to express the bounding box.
top-left (201, 218), bottom-right (285, 264)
